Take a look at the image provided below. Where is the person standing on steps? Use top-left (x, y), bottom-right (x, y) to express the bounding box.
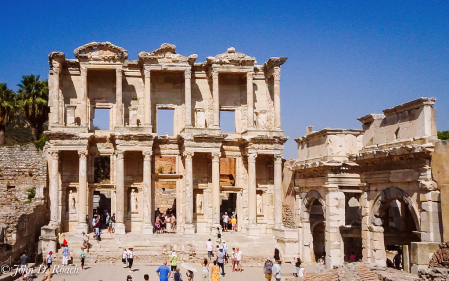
top-left (169, 251), bottom-right (178, 272)
top-left (222, 212), bottom-right (229, 232)
top-left (82, 231), bottom-right (90, 252)
top-left (206, 238), bottom-right (213, 260)
top-left (79, 247), bottom-right (86, 270)
top-left (216, 227), bottom-right (221, 243)
top-left (62, 244), bottom-right (69, 266)
top-left (127, 247), bottom-right (135, 272)
top-left (272, 260), bottom-right (281, 281)
top-left (106, 212), bottom-right (111, 233)
top-left (216, 248), bottom-right (225, 276)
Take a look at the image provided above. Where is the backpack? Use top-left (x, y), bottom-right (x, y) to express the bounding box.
top-left (265, 261), bottom-right (273, 274)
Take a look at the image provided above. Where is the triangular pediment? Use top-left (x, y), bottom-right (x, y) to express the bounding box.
top-left (74, 42), bottom-right (128, 62)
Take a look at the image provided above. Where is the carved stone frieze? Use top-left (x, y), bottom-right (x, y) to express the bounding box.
top-left (74, 42), bottom-right (128, 62)
top-left (138, 43), bottom-right (197, 65)
top-left (206, 47), bottom-right (256, 66)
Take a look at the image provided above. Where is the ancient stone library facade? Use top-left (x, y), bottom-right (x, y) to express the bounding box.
top-left (285, 97), bottom-right (449, 273)
top-left (44, 42), bottom-right (287, 239)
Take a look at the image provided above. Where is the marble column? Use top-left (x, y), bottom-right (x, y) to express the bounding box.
top-left (115, 150), bottom-right (126, 234)
top-left (185, 68), bottom-right (192, 128)
top-left (324, 186), bottom-right (345, 269)
top-left (247, 153), bottom-right (259, 235)
top-left (212, 152), bottom-right (221, 225)
top-left (247, 71), bottom-right (254, 129)
top-left (142, 150), bottom-right (153, 234)
top-left (49, 150), bottom-right (60, 226)
top-left (212, 71), bottom-right (220, 128)
top-left (144, 69), bottom-right (152, 127)
top-left (52, 66), bottom-right (61, 125)
top-left (273, 68), bottom-right (281, 129)
top-left (184, 151), bottom-right (195, 234)
top-left (77, 150), bottom-right (88, 233)
top-left (116, 68), bottom-right (123, 126)
top-left (274, 154), bottom-right (283, 229)
top-left (80, 66), bottom-right (88, 127)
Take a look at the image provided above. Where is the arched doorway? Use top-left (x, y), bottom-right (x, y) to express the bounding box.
top-left (370, 187), bottom-right (420, 271)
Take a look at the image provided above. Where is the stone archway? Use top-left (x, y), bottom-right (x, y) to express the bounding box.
top-left (366, 187), bottom-right (421, 268)
top-left (299, 190), bottom-right (326, 263)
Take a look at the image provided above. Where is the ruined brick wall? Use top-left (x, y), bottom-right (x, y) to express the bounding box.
top-left (0, 144), bottom-right (48, 264)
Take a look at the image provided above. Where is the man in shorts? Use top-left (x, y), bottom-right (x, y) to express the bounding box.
top-left (82, 231), bottom-right (90, 252)
top-left (263, 257), bottom-right (273, 280)
top-left (206, 238), bottom-right (213, 260)
top-left (222, 212), bottom-right (229, 232)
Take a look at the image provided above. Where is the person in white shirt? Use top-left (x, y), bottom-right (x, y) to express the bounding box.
top-left (122, 248), bottom-right (128, 268)
top-left (127, 247), bottom-right (135, 272)
top-left (236, 248), bottom-right (243, 272)
top-left (206, 239), bottom-right (213, 260)
top-left (272, 260), bottom-right (281, 281)
top-left (222, 212), bottom-right (229, 231)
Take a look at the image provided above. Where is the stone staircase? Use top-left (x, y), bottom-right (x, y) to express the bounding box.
top-left (57, 231), bottom-right (277, 265)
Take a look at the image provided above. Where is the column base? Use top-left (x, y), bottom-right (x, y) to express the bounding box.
top-left (77, 222), bottom-right (89, 234)
top-left (141, 223), bottom-right (154, 235)
top-left (39, 225), bottom-right (58, 255)
top-left (184, 224), bottom-right (196, 235)
top-left (246, 224), bottom-right (259, 236)
top-left (115, 223), bottom-right (126, 234)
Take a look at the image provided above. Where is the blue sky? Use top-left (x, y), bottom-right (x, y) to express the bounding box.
top-left (1, 0), bottom-right (448, 158)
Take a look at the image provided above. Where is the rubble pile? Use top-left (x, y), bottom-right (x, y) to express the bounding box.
top-left (282, 204), bottom-right (297, 229)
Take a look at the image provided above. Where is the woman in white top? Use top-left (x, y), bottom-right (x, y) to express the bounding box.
top-left (201, 258), bottom-right (209, 280)
top-left (127, 247), bottom-right (135, 272)
top-left (122, 248), bottom-right (128, 268)
top-left (166, 215), bottom-right (172, 234)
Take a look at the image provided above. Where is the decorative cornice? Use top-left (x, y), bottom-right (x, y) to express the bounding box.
top-left (206, 47), bottom-right (256, 66)
top-left (74, 42), bottom-right (128, 62)
top-left (138, 43), bottom-right (197, 65)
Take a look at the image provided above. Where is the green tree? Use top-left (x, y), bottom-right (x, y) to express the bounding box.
top-left (17, 75), bottom-right (49, 141)
top-left (438, 131), bottom-right (449, 140)
top-left (0, 83), bottom-right (17, 145)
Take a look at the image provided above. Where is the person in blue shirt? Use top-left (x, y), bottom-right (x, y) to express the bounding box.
top-left (156, 260), bottom-right (171, 281)
top-left (62, 244), bottom-right (70, 266)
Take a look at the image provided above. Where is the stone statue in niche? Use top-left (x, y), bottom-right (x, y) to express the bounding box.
top-left (257, 193), bottom-right (263, 215)
top-left (130, 189), bottom-right (138, 212)
top-left (196, 193), bottom-right (204, 214)
top-left (256, 111), bottom-right (267, 129)
top-left (69, 190), bottom-right (76, 213)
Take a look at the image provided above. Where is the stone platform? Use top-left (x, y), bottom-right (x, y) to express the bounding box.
top-left (57, 231), bottom-right (278, 265)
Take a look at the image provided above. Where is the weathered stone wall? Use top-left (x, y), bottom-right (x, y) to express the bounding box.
top-left (0, 144), bottom-right (48, 264)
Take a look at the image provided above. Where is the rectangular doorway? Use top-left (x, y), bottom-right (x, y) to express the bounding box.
top-left (93, 190), bottom-right (112, 229)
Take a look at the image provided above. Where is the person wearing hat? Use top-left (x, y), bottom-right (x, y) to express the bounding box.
top-left (263, 257), bottom-right (273, 280)
top-left (46, 251), bottom-right (53, 269)
top-left (126, 275), bottom-right (132, 281)
top-left (222, 212), bottom-right (229, 232)
top-left (169, 251), bottom-right (178, 272)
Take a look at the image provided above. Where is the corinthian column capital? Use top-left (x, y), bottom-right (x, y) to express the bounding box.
top-left (144, 69), bottom-right (151, 78)
top-left (248, 153), bottom-right (257, 163)
top-left (116, 68), bottom-right (123, 77)
top-left (78, 150), bottom-right (88, 160)
top-left (273, 68), bottom-right (281, 81)
top-left (183, 151), bottom-right (194, 161)
top-left (185, 68), bottom-right (192, 79)
top-left (115, 150), bottom-right (125, 160)
top-left (274, 154), bottom-right (283, 164)
top-left (143, 150), bottom-right (153, 161)
top-left (49, 150), bottom-right (59, 160)
top-left (211, 152), bottom-right (221, 162)
top-left (80, 66), bottom-right (87, 76)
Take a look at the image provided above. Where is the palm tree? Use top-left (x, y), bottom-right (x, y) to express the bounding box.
top-left (0, 83), bottom-right (17, 145)
top-left (17, 75), bottom-right (49, 141)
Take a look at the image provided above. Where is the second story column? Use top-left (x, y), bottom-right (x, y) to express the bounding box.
top-left (212, 152), bottom-right (221, 226)
top-left (116, 68), bottom-right (123, 126)
top-left (247, 72), bottom-right (254, 129)
top-left (184, 151), bottom-right (195, 234)
top-left (52, 66), bottom-right (61, 125)
top-left (49, 150), bottom-right (60, 226)
top-left (77, 150), bottom-right (88, 233)
top-left (115, 150), bottom-right (126, 234)
top-left (142, 150), bottom-right (153, 234)
top-left (144, 69), bottom-right (152, 127)
top-left (185, 69), bottom-right (192, 128)
top-left (80, 66), bottom-right (88, 127)
top-left (274, 154), bottom-right (283, 229)
top-left (273, 68), bottom-right (281, 129)
top-left (247, 153), bottom-right (259, 235)
top-left (212, 71), bottom-right (220, 128)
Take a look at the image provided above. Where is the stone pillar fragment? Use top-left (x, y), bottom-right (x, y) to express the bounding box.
top-left (247, 153), bottom-right (259, 235)
top-left (49, 150), bottom-right (60, 226)
top-left (274, 154), bottom-right (283, 229)
top-left (144, 69), bottom-right (152, 127)
top-left (185, 68), bottom-right (192, 128)
top-left (116, 68), bottom-right (123, 126)
top-left (142, 150), bottom-right (153, 234)
top-left (273, 68), bottom-right (281, 129)
top-left (246, 72), bottom-right (254, 129)
top-left (420, 189), bottom-right (442, 242)
top-left (325, 187), bottom-right (345, 269)
top-left (115, 150), bottom-right (126, 234)
top-left (184, 151), bottom-right (195, 234)
top-left (77, 150), bottom-right (88, 234)
top-left (212, 152), bottom-right (221, 226)
top-left (369, 225), bottom-right (386, 267)
top-left (80, 66), bottom-right (88, 127)
top-left (212, 71), bottom-right (219, 128)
